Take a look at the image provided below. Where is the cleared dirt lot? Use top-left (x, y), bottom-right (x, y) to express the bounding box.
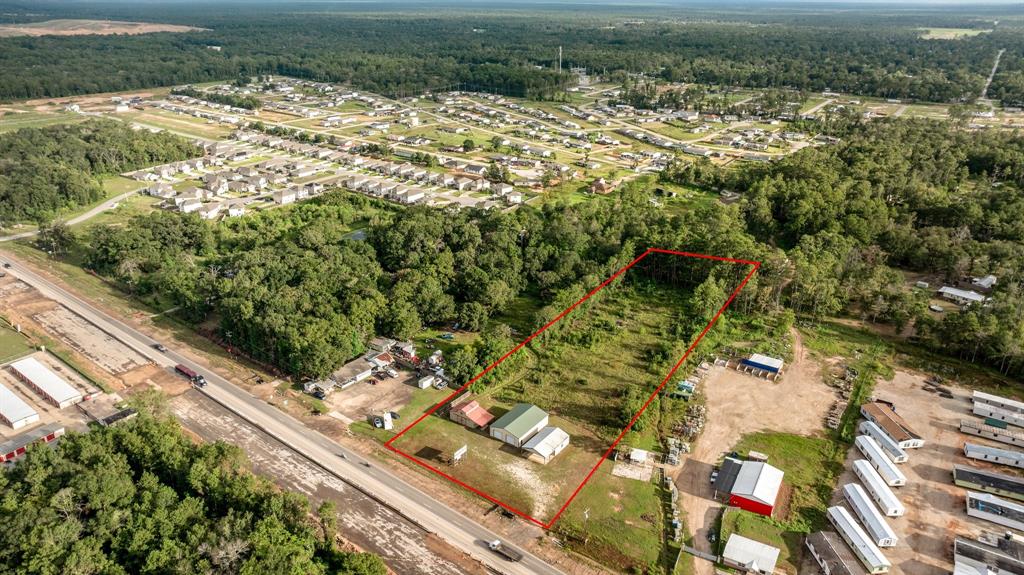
top-left (675, 329), bottom-right (835, 575)
top-left (170, 390), bottom-right (485, 575)
top-left (34, 306), bottom-right (149, 374)
top-left (823, 369), bottom-right (1000, 575)
top-left (0, 19), bottom-right (202, 37)
top-left (327, 371), bottom-right (419, 423)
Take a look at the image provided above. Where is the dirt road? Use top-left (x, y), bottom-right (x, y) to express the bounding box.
top-left (675, 329), bottom-right (834, 574)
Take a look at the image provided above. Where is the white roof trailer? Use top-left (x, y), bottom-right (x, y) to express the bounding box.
top-left (858, 421), bottom-right (908, 463)
top-left (841, 483), bottom-right (898, 547)
top-left (855, 435), bottom-right (907, 487)
top-left (0, 382), bottom-right (40, 430)
top-left (827, 506), bottom-right (891, 574)
top-left (853, 460), bottom-right (905, 517)
top-left (974, 390), bottom-right (1024, 414)
top-left (973, 402), bottom-right (1024, 429)
top-left (964, 442), bottom-right (1024, 470)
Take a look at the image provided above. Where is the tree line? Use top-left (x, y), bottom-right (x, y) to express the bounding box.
top-left (0, 413), bottom-right (387, 575)
top-left (171, 86), bottom-right (262, 110)
top-left (0, 120), bottom-right (200, 224)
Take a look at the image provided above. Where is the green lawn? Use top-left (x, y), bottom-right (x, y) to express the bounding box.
top-left (0, 324), bottom-right (34, 364)
top-left (0, 110), bottom-right (88, 133)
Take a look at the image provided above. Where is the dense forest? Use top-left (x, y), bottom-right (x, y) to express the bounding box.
top-left (1, 4), bottom-right (1022, 104)
top-left (0, 120), bottom-right (199, 223)
top-left (66, 116), bottom-right (1024, 385)
top-left (0, 414), bottom-right (387, 575)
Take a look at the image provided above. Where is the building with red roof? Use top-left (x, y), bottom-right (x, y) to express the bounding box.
top-left (449, 398), bottom-right (495, 429)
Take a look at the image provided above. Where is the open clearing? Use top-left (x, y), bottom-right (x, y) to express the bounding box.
top-left (918, 27), bottom-right (992, 40)
top-left (0, 19), bottom-right (203, 37)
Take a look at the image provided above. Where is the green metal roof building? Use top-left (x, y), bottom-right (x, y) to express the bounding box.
top-left (489, 403), bottom-right (549, 448)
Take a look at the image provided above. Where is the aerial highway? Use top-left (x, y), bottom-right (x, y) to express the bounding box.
top-left (1, 251), bottom-right (566, 575)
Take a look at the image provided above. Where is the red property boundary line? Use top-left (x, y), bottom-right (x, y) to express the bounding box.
top-left (385, 247), bottom-right (761, 529)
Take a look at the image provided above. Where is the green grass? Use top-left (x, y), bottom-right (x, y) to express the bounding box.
top-left (722, 431), bottom-right (847, 574)
top-left (919, 27), bottom-right (991, 39)
top-left (0, 324), bottom-right (34, 364)
top-left (0, 110), bottom-right (88, 133)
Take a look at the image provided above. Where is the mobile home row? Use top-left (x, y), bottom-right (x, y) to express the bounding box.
top-left (964, 442), bottom-right (1024, 470)
top-left (855, 435), bottom-right (906, 487)
top-left (853, 460), bottom-right (905, 517)
top-left (827, 506), bottom-right (891, 574)
top-left (841, 483), bottom-right (898, 548)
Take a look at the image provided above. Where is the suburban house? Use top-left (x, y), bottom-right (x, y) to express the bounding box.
top-left (523, 426), bottom-right (570, 464)
top-left (490, 403), bottom-right (549, 448)
top-left (273, 189), bottom-right (297, 205)
top-left (449, 398), bottom-right (496, 430)
top-left (492, 183), bottom-right (514, 196)
top-left (589, 178), bottom-right (615, 194)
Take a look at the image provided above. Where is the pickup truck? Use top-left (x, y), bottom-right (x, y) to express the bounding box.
top-left (175, 364), bottom-right (207, 387)
top-left (488, 540), bottom-right (523, 562)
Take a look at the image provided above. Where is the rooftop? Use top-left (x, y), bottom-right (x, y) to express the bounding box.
top-left (491, 403), bottom-right (547, 439)
top-left (722, 534), bottom-right (780, 574)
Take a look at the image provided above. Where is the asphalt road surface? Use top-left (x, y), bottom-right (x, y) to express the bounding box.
top-left (0, 252), bottom-right (566, 575)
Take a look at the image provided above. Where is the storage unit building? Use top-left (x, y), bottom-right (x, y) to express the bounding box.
top-left (489, 403), bottom-right (548, 448)
top-left (827, 506), bottom-right (891, 574)
top-left (973, 401), bottom-right (1024, 429)
top-left (860, 402), bottom-right (924, 448)
top-left (853, 460), bottom-right (905, 517)
top-left (855, 435), bottom-right (907, 487)
top-left (728, 461), bottom-right (784, 517)
top-left (964, 442), bottom-right (1024, 470)
top-left (954, 464), bottom-right (1024, 502)
top-left (721, 534), bottom-right (780, 575)
top-left (966, 491), bottom-right (1024, 532)
top-left (0, 381), bottom-right (39, 430)
top-left (522, 426), bottom-right (570, 464)
top-left (857, 421), bottom-right (908, 464)
top-left (961, 419), bottom-right (1024, 448)
top-left (0, 423), bottom-right (65, 462)
top-left (9, 357), bottom-right (82, 409)
top-left (841, 483), bottom-right (898, 547)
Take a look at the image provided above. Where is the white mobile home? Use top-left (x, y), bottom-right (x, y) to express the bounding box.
top-left (827, 506), bottom-right (891, 574)
top-left (853, 460), bottom-right (905, 517)
top-left (855, 435), bottom-right (906, 487)
top-left (961, 419), bottom-right (1024, 448)
top-left (966, 491), bottom-right (1024, 532)
top-left (973, 401), bottom-right (1024, 429)
top-left (858, 421), bottom-right (908, 463)
top-left (964, 442), bottom-right (1024, 470)
top-left (841, 483), bottom-right (898, 547)
top-left (973, 390), bottom-right (1024, 414)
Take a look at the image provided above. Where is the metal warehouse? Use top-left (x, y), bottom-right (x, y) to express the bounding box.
top-left (855, 435), bottom-right (906, 487)
top-left (0, 423), bottom-right (65, 462)
top-left (728, 461), bottom-right (784, 517)
top-left (853, 460), bottom-right (905, 517)
top-left (954, 464), bottom-right (1024, 502)
top-left (960, 418), bottom-right (1024, 448)
top-left (966, 491), bottom-right (1024, 532)
top-left (827, 506), bottom-right (891, 574)
top-left (964, 442), bottom-right (1024, 470)
top-left (841, 483), bottom-right (898, 547)
top-left (739, 353), bottom-right (785, 379)
top-left (973, 390), bottom-right (1024, 414)
top-left (9, 357), bottom-right (82, 409)
top-left (0, 381), bottom-right (39, 430)
top-left (860, 402), bottom-right (924, 449)
top-left (857, 421), bottom-right (908, 463)
top-left (489, 403), bottom-right (548, 448)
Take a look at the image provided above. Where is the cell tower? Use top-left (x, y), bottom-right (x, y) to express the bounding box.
top-left (558, 46), bottom-right (562, 74)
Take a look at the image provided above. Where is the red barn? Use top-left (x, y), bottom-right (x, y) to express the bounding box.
top-left (728, 461), bottom-right (784, 517)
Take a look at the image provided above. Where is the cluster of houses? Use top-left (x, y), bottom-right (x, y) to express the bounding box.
top-left (155, 98), bottom-right (245, 125)
top-left (448, 398), bottom-right (570, 465)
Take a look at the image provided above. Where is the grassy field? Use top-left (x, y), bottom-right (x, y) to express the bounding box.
top-left (0, 324), bottom-right (34, 364)
top-left (0, 110), bottom-right (88, 133)
top-left (919, 27), bottom-right (991, 40)
top-left (720, 432), bottom-right (847, 573)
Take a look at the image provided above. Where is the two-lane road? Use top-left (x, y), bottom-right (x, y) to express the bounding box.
top-left (0, 252), bottom-right (566, 575)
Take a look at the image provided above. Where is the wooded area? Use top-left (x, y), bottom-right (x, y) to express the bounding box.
top-left (0, 120), bottom-right (199, 223)
top-left (1, 6), bottom-right (1022, 104)
top-left (0, 414), bottom-right (387, 575)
